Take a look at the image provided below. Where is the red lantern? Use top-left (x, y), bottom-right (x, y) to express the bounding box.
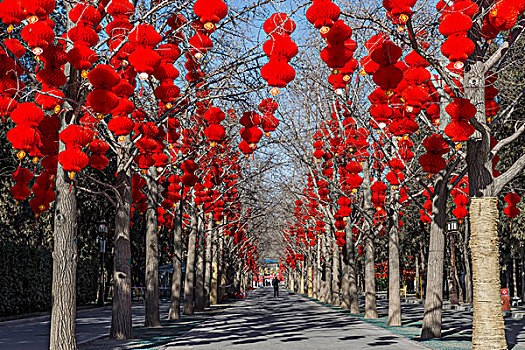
top-left (88, 64), bottom-right (120, 89)
top-left (21, 21), bottom-right (55, 55)
top-left (58, 148), bottom-right (89, 178)
top-left (263, 13), bottom-right (296, 35)
top-left (260, 56), bottom-right (295, 88)
top-left (306, 0), bottom-right (341, 33)
top-left (10, 102), bottom-right (45, 127)
top-left (193, 0), bottom-right (228, 31)
top-left (69, 2), bottom-right (101, 25)
top-left (418, 134), bottom-right (450, 174)
top-left (59, 124), bottom-right (93, 149)
top-left (128, 24), bottom-right (162, 49)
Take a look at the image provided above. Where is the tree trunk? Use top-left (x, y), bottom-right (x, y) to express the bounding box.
top-left (470, 198), bottom-right (507, 350)
top-left (210, 222), bottom-right (219, 305)
top-left (415, 254), bottom-right (420, 299)
top-left (420, 249), bottom-right (426, 300)
top-left (363, 162), bottom-right (377, 319)
top-left (314, 240), bottom-right (321, 299)
top-left (145, 167), bottom-right (160, 327)
top-left (364, 228), bottom-right (377, 319)
top-left (49, 132), bottom-right (78, 350)
top-left (183, 212), bottom-right (198, 315)
top-left (110, 140), bottom-right (133, 339)
top-left (320, 233), bottom-right (332, 303)
top-left (421, 175), bottom-right (448, 338)
top-left (204, 219), bottom-right (214, 308)
top-left (332, 245), bottom-right (340, 306)
top-left (449, 232), bottom-right (459, 306)
top-left (521, 246), bottom-right (525, 300)
top-left (194, 214), bottom-right (205, 311)
top-left (168, 203), bottom-right (183, 320)
top-left (308, 262), bottom-right (314, 297)
top-left (463, 222), bottom-right (472, 303)
top-left (465, 62), bottom-right (507, 349)
top-left (218, 235), bottom-right (226, 302)
top-left (234, 264), bottom-right (241, 293)
top-left (300, 263), bottom-right (305, 294)
top-left (341, 225), bottom-right (359, 313)
top-left (388, 209), bottom-right (401, 326)
top-left (513, 259), bottom-right (518, 298)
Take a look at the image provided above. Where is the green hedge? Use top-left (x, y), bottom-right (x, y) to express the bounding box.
top-left (0, 243), bottom-right (53, 316)
top-left (0, 242), bottom-right (100, 317)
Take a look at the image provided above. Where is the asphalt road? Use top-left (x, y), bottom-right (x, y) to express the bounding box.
top-left (163, 287), bottom-right (430, 349)
top-left (0, 300), bottom-right (172, 350)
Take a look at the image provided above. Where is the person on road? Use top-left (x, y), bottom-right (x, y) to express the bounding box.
top-left (272, 277), bottom-right (279, 297)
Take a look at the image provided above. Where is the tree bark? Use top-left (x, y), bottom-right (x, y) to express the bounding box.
top-left (421, 174), bottom-right (448, 338)
top-left (110, 140), bottom-right (133, 339)
top-left (341, 225), bottom-right (359, 313)
top-left (204, 219), bottom-right (214, 308)
top-left (364, 226), bottom-right (377, 319)
top-left (314, 240), bottom-right (321, 299)
top-left (470, 198), bottom-right (507, 350)
top-left (218, 234), bottom-right (226, 302)
top-left (362, 162), bottom-right (377, 319)
top-left (307, 262), bottom-right (314, 297)
top-left (388, 209), bottom-right (401, 326)
top-left (300, 263), bottom-right (306, 294)
top-left (194, 214), bottom-right (205, 311)
top-left (420, 248), bottom-right (426, 300)
top-left (320, 232), bottom-right (333, 303)
top-left (210, 223), bottom-right (219, 305)
top-left (332, 244), bottom-right (340, 306)
top-left (521, 246), bottom-right (525, 300)
top-left (449, 232), bottom-right (460, 306)
top-left (49, 127), bottom-right (78, 350)
top-left (168, 203), bottom-right (183, 320)
top-left (463, 222), bottom-right (472, 303)
top-left (183, 211), bottom-right (198, 315)
top-left (145, 167), bottom-right (160, 327)
top-left (512, 259), bottom-right (518, 298)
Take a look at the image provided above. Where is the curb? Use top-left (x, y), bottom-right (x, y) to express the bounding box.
top-left (78, 334), bottom-right (108, 346)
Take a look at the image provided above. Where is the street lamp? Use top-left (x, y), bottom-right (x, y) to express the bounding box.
top-left (97, 220), bottom-right (108, 306)
top-left (447, 219), bottom-right (458, 234)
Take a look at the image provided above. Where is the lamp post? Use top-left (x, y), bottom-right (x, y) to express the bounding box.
top-left (447, 219), bottom-right (459, 305)
top-left (97, 220), bottom-right (108, 306)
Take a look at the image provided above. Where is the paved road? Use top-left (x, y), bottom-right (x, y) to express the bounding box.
top-left (163, 287), bottom-right (429, 349)
top-left (0, 300), bottom-right (172, 350)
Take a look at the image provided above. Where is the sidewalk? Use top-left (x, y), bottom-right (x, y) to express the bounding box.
top-left (306, 293), bottom-right (525, 350)
top-left (0, 300), bottom-right (173, 349)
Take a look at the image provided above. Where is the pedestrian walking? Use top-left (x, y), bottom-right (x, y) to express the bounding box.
top-left (272, 277), bottom-right (279, 297)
